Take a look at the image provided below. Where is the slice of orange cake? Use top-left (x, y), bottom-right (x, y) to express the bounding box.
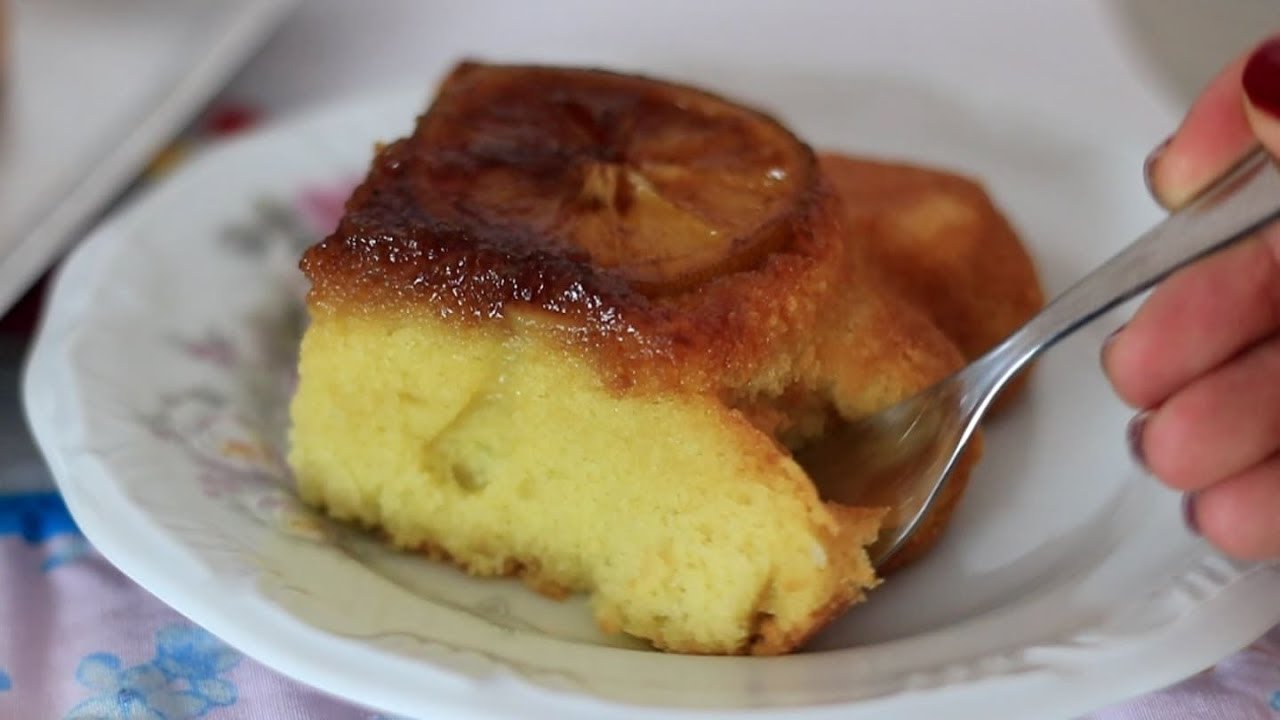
top-left (288, 62), bottom-right (981, 655)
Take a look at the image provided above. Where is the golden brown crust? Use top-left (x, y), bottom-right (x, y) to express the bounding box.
top-left (406, 532), bottom-right (575, 600)
top-left (819, 153), bottom-right (1045, 411)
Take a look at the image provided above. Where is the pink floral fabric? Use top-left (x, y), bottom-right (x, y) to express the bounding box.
top-left (0, 493), bottom-right (1276, 719)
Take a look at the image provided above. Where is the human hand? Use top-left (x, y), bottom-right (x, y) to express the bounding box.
top-left (1103, 35), bottom-right (1280, 560)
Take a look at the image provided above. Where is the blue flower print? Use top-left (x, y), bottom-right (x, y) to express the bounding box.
top-left (152, 625), bottom-right (240, 706)
top-left (42, 534), bottom-right (92, 572)
top-left (0, 492), bottom-right (79, 543)
top-left (1270, 689), bottom-right (1280, 711)
top-left (64, 623), bottom-right (241, 719)
top-left (0, 668), bottom-right (11, 691)
top-left (66, 653), bottom-right (209, 720)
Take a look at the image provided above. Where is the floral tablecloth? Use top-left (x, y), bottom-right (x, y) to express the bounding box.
top-left (0, 492), bottom-right (404, 720)
top-left (1, 486), bottom-right (1278, 719)
top-left (2, 100), bottom-right (1278, 720)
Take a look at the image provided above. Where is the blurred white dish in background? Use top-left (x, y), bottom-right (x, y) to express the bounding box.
top-left (0, 0), bottom-right (297, 316)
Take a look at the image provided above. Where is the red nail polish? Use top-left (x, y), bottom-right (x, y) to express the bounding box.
top-left (1143, 138), bottom-right (1171, 199)
top-left (1182, 492), bottom-right (1200, 536)
top-left (1127, 411), bottom-right (1149, 468)
top-left (1243, 36), bottom-right (1280, 118)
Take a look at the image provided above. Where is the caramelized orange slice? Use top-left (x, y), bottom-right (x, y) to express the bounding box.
top-left (408, 62), bottom-right (816, 293)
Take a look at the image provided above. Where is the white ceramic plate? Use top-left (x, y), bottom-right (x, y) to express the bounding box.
top-left (0, 0), bottom-right (298, 316)
top-left (23, 77), bottom-right (1280, 720)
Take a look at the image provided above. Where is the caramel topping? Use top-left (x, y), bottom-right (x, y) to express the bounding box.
top-left (301, 62), bottom-right (846, 389)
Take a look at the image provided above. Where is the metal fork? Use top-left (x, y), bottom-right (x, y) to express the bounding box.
top-left (796, 146), bottom-right (1280, 569)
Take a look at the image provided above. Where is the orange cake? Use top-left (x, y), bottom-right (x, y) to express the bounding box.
top-left (820, 154), bottom-right (1044, 413)
top-left (288, 62), bottom-right (1038, 655)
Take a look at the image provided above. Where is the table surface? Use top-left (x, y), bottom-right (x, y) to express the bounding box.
top-left (3, 2), bottom-right (1279, 718)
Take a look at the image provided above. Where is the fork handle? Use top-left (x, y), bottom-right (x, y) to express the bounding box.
top-left (990, 146), bottom-right (1280, 381)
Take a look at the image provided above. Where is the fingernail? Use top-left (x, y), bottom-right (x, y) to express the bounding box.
top-left (1243, 36), bottom-right (1280, 119)
top-left (1103, 323), bottom-right (1126, 350)
top-left (1127, 411), bottom-right (1149, 468)
top-left (1100, 323), bottom-right (1125, 369)
top-left (1143, 137), bottom-right (1171, 199)
top-left (1182, 492), bottom-right (1201, 536)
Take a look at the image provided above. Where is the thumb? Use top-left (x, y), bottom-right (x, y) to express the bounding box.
top-left (1243, 35), bottom-right (1280, 155)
